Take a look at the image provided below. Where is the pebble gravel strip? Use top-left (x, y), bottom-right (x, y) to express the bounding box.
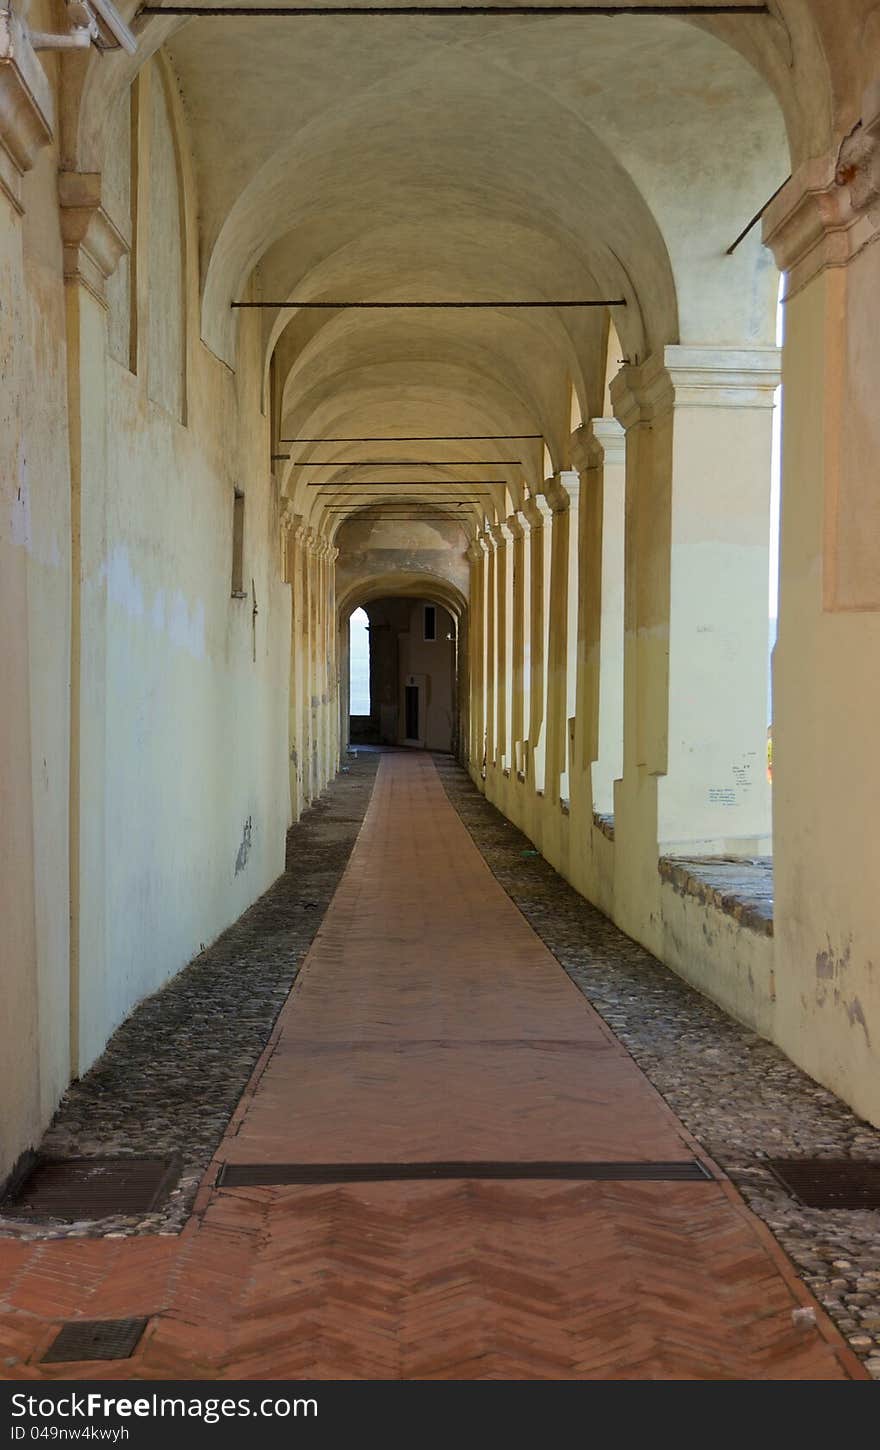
top-left (435, 757), bottom-right (880, 1380)
top-left (0, 753), bottom-right (379, 1243)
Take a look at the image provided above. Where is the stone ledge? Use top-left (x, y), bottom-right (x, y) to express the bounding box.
top-left (593, 811), bottom-right (615, 842)
top-left (659, 855), bottom-right (774, 937)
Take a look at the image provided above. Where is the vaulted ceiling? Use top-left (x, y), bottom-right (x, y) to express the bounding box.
top-left (82, 0), bottom-right (871, 536)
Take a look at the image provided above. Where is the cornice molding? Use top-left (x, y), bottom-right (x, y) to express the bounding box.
top-left (58, 171), bottom-right (128, 306)
top-left (0, 10), bottom-right (54, 213)
top-left (764, 87), bottom-right (880, 297)
top-left (611, 346), bottom-right (780, 424)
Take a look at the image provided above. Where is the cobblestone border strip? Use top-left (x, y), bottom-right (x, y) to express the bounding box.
top-left (0, 754), bottom-right (380, 1243)
top-left (434, 757), bottom-right (880, 1379)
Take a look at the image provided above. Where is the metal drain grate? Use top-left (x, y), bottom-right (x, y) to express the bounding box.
top-left (765, 1158), bottom-right (880, 1209)
top-left (42, 1318), bottom-right (149, 1364)
top-left (2, 1157), bottom-right (178, 1222)
top-left (218, 1159), bottom-right (713, 1187)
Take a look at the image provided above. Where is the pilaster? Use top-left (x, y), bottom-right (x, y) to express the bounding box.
top-left (58, 172), bottom-right (129, 307)
top-left (506, 512), bottom-right (528, 772)
top-left (542, 471), bottom-right (580, 802)
top-left (520, 492), bottom-right (552, 789)
top-left (758, 103), bottom-right (880, 1117)
top-left (63, 168), bottom-right (127, 1077)
top-left (465, 536), bottom-right (487, 771)
top-left (0, 10), bottom-right (53, 212)
top-left (489, 520), bottom-right (514, 769)
top-left (610, 346), bottom-right (779, 869)
top-left (579, 418), bottom-right (626, 818)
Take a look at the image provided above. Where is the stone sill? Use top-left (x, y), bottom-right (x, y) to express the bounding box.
top-left (593, 812), bottom-right (615, 842)
top-left (659, 855), bottom-right (774, 937)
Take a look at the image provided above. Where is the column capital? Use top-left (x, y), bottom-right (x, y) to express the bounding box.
top-left (465, 537), bottom-right (487, 564)
top-left (544, 469), bottom-right (580, 513)
top-left (0, 10), bottom-right (53, 213)
top-left (520, 492), bottom-right (552, 530)
top-left (611, 346), bottom-right (781, 424)
top-left (571, 419), bottom-right (626, 471)
top-left (488, 519), bottom-right (514, 549)
top-left (505, 511), bottom-right (525, 542)
top-left (588, 417), bottom-right (626, 466)
top-left (569, 426), bottom-right (600, 473)
top-left (58, 172), bottom-right (128, 306)
top-left (764, 88), bottom-right (880, 297)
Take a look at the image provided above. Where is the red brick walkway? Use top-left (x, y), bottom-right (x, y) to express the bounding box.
top-left (0, 754), bottom-right (864, 1379)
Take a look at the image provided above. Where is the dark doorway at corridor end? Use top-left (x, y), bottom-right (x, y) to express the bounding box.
top-left (348, 597), bottom-right (457, 752)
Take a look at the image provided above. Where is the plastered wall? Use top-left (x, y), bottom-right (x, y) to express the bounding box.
top-left (0, 47), bottom-right (294, 1182)
top-left (1, 59), bottom-right (73, 1179)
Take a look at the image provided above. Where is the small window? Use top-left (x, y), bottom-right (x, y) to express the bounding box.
top-left (231, 489), bottom-right (245, 596)
top-left (424, 605), bottom-right (436, 641)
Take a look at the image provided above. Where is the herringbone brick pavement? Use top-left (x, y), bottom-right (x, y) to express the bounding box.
top-left (0, 754), bottom-right (864, 1379)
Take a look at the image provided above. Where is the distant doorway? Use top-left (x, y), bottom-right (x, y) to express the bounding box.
top-left (348, 607), bottom-right (377, 743)
top-left (349, 597), bottom-right (456, 751)
top-left (405, 684), bottom-right (420, 743)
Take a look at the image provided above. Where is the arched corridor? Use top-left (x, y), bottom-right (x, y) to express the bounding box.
top-left (2, 0), bottom-right (880, 1384)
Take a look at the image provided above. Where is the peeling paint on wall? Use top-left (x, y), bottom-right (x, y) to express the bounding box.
top-left (102, 547), bottom-right (206, 658)
top-left (814, 938), bottom-right (870, 1042)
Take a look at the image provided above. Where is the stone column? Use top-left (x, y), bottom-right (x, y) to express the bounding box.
top-left (465, 538), bottom-right (487, 771)
top-left (508, 511), bottom-right (528, 777)
top-left (313, 539), bottom-right (326, 788)
top-left (484, 524), bottom-right (497, 771)
top-left (761, 104), bottom-right (880, 1122)
top-left (576, 418), bottom-right (626, 819)
top-left (521, 493), bottom-right (552, 791)
top-left (325, 541), bottom-right (340, 778)
top-left (610, 346), bottom-right (779, 871)
top-left (302, 529), bottom-right (317, 801)
top-left (314, 537), bottom-right (332, 790)
top-left (488, 520), bottom-right (514, 771)
top-left (544, 470), bottom-right (580, 804)
top-left (0, 10), bottom-right (54, 1176)
top-left (59, 171), bottom-right (128, 1076)
top-left (285, 515), bottom-right (306, 819)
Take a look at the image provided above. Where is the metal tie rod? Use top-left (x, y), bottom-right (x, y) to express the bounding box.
top-left (141, 6), bottom-right (770, 18)
top-left (292, 458), bottom-right (521, 465)
top-left (281, 434), bottom-right (543, 441)
top-left (231, 298), bottom-right (625, 308)
top-left (305, 487), bottom-right (507, 493)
